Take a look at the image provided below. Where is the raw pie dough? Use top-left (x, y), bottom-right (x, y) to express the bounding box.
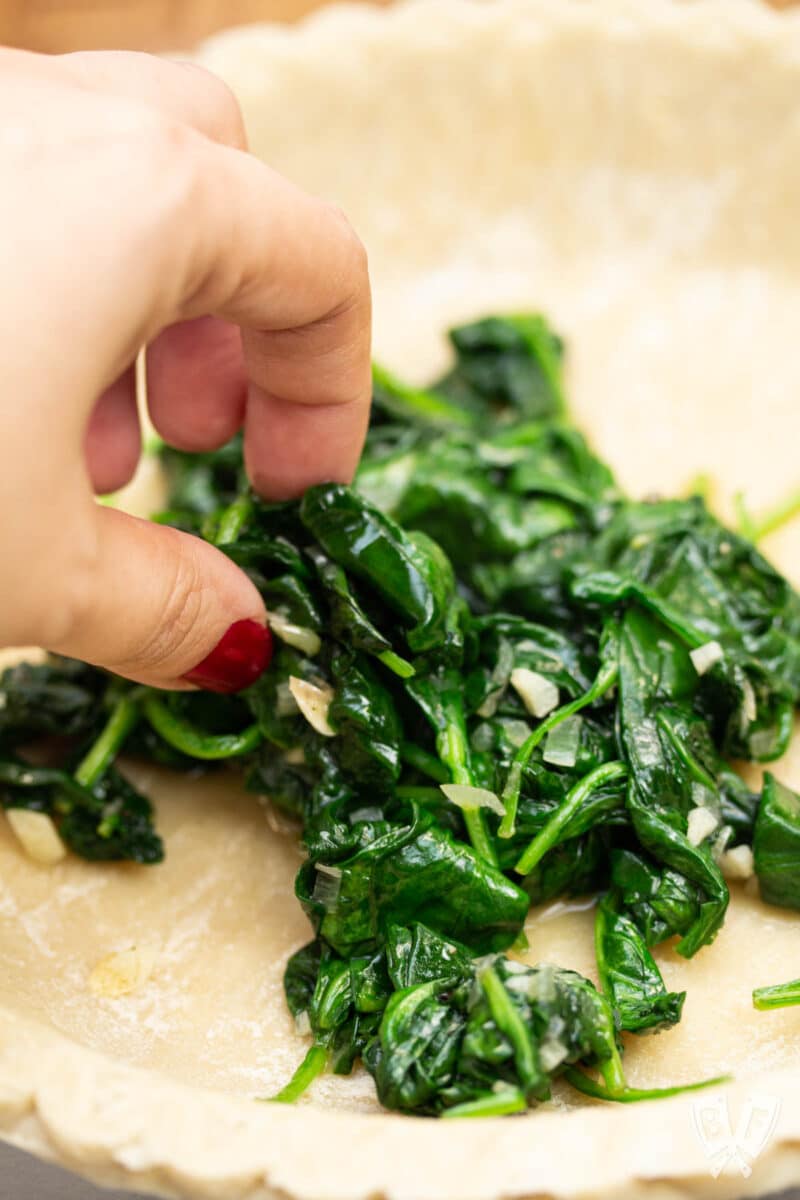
top-left (3, 1), bottom-right (800, 1196)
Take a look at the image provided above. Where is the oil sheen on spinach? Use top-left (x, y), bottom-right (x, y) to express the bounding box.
top-left (1, 313), bottom-right (799, 1114)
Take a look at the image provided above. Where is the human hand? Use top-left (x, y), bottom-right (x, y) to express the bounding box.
top-left (0, 47), bottom-right (371, 691)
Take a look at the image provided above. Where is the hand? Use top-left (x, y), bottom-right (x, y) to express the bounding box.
top-left (0, 47), bottom-right (371, 691)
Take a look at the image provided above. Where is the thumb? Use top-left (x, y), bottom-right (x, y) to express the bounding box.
top-left (47, 505), bottom-right (271, 692)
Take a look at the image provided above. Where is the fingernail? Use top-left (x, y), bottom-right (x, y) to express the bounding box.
top-left (182, 619), bottom-right (273, 694)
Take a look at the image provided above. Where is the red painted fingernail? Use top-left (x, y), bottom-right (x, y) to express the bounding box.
top-left (181, 619), bottom-right (273, 694)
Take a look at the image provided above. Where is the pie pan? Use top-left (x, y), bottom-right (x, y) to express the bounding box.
top-left (3, 2), bottom-right (800, 1196)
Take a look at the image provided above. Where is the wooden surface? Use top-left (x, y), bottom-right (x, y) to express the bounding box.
top-left (0, 0), bottom-right (795, 53)
top-left (0, 0), bottom-right (389, 53)
top-left (0, 0), bottom-right (793, 54)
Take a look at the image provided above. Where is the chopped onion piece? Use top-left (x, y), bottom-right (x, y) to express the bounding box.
top-left (711, 823), bottom-right (734, 864)
top-left (288, 676), bottom-right (336, 737)
top-left (262, 803), bottom-right (299, 837)
top-left (748, 728), bottom-right (776, 759)
top-left (268, 612), bottom-right (321, 657)
top-left (349, 806), bottom-right (382, 824)
top-left (6, 809), bottom-right (67, 866)
top-left (536, 898), bottom-right (599, 929)
top-left (719, 844), bottom-right (755, 881)
top-left (504, 974), bottom-right (531, 995)
top-left (690, 783), bottom-right (721, 825)
top-left (740, 677), bottom-right (757, 730)
top-left (478, 443), bottom-right (527, 467)
top-left (477, 638), bottom-right (514, 718)
top-left (510, 668), bottom-right (559, 719)
top-left (89, 943), bottom-right (159, 998)
top-left (515, 642), bottom-right (562, 666)
top-left (543, 716), bottom-right (582, 768)
top-left (441, 783), bottom-right (505, 817)
top-left (312, 863), bottom-right (342, 909)
top-left (476, 694), bottom-right (499, 720)
top-left (476, 690), bottom-right (503, 719)
top-left (500, 719), bottom-right (532, 749)
top-left (530, 963), bottom-right (556, 1005)
top-left (294, 1010), bottom-right (312, 1037)
top-left (283, 746), bottom-right (306, 765)
top-left (687, 805), bottom-right (719, 847)
top-left (539, 1036), bottom-right (569, 1071)
top-left (690, 641), bottom-right (723, 675)
top-left (470, 722), bottom-right (494, 752)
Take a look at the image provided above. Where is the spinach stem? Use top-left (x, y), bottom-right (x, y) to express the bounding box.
top-left (748, 489), bottom-right (800, 543)
top-left (593, 896), bottom-right (613, 1013)
top-left (514, 761), bottom-right (627, 876)
top-left (372, 363), bottom-right (473, 428)
top-left (499, 661), bottom-right (618, 839)
top-left (480, 966), bottom-right (537, 1091)
top-left (753, 978), bottom-right (800, 1011)
top-left (462, 808), bottom-right (497, 866)
top-left (395, 785), bottom-right (448, 804)
top-left (655, 713), bottom-right (718, 792)
top-left (446, 732), bottom-right (498, 867)
top-left (685, 473), bottom-right (713, 504)
top-left (142, 694), bottom-right (262, 760)
top-left (442, 1088), bottom-right (527, 1118)
top-left (599, 1038), bottom-right (628, 1097)
top-left (377, 649), bottom-right (416, 679)
top-left (401, 743), bottom-right (450, 783)
top-left (271, 1042), bottom-right (328, 1103)
top-left (215, 494), bottom-right (254, 547)
top-left (74, 695), bottom-right (139, 788)
top-left (734, 492), bottom-right (757, 541)
top-left (564, 1066), bottom-right (730, 1104)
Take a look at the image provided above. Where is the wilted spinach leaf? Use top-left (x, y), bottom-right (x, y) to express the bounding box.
top-left (2, 310), bottom-right (796, 1119)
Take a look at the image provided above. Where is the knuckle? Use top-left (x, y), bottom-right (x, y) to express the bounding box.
top-left (143, 110), bottom-right (198, 169)
top-left (177, 62), bottom-right (247, 149)
top-left (322, 203), bottom-right (371, 315)
top-left (110, 110), bottom-right (204, 255)
top-left (103, 102), bottom-right (195, 182)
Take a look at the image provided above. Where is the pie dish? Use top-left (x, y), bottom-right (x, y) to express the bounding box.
top-left (3, 1), bottom-right (800, 1195)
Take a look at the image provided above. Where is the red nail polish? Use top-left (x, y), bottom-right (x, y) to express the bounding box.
top-left (182, 619), bottom-right (273, 694)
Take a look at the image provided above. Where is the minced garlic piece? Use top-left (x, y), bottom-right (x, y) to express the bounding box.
top-left (89, 944), bottom-right (159, 998)
top-left (6, 809), bottom-right (67, 866)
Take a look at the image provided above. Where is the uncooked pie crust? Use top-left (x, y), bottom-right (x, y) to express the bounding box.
top-left (3, 1), bottom-right (800, 1195)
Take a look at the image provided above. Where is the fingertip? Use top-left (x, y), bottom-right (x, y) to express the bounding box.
top-left (46, 505), bottom-right (269, 691)
top-left (244, 388), bottom-right (369, 501)
top-left (180, 617), bottom-right (273, 693)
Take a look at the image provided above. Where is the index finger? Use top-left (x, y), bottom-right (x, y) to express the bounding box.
top-left (163, 138), bottom-right (372, 500)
